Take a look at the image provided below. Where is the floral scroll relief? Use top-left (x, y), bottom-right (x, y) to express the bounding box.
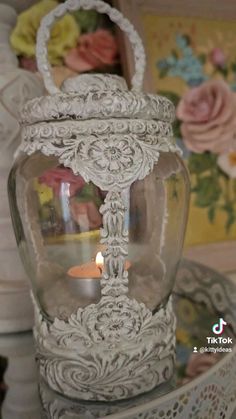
top-left (34, 295), bottom-right (176, 401)
top-left (21, 130), bottom-right (163, 296)
top-left (24, 120), bottom-right (177, 399)
top-left (20, 132), bottom-right (164, 190)
top-left (100, 190), bottom-right (129, 297)
top-left (23, 126), bottom-right (174, 300)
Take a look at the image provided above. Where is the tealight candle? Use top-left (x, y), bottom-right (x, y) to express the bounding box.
top-left (67, 252), bottom-right (103, 278)
top-left (67, 252), bottom-right (103, 300)
top-left (67, 252), bottom-right (130, 301)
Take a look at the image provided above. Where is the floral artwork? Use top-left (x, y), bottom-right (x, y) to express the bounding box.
top-left (65, 29), bottom-right (119, 72)
top-left (36, 166), bottom-right (103, 236)
top-left (10, 0), bottom-right (121, 239)
top-left (174, 295), bottom-right (223, 385)
top-left (11, 0), bottom-right (80, 66)
top-left (141, 15), bottom-right (236, 246)
top-left (10, 0), bottom-right (120, 84)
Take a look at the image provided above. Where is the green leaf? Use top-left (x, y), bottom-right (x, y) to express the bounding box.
top-left (217, 66), bottom-right (228, 78)
top-left (208, 206), bottom-right (216, 223)
top-left (221, 202), bottom-right (234, 212)
top-left (158, 90), bottom-right (180, 106)
top-left (194, 176), bottom-right (221, 207)
top-left (158, 67), bottom-right (169, 78)
top-left (188, 153), bottom-right (217, 174)
top-left (198, 53), bottom-right (206, 64)
top-left (72, 10), bottom-right (99, 32)
top-left (226, 212), bottom-right (235, 232)
top-left (231, 62), bottom-right (236, 73)
top-left (218, 167), bottom-right (229, 180)
top-left (182, 34), bottom-right (191, 46)
top-left (221, 201), bottom-right (235, 232)
top-left (171, 49), bottom-right (178, 59)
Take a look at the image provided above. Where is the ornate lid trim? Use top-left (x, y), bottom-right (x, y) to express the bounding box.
top-left (21, 118), bottom-right (174, 141)
top-left (20, 82), bottom-right (175, 125)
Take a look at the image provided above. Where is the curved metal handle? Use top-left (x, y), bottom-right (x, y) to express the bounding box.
top-left (36, 0), bottom-right (146, 95)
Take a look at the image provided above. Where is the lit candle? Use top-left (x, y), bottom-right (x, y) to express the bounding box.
top-left (67, 252), bottom-right (102, 300)
top-left (67, 253), bottom-right (102, 278)
top-left (68, 252), bottom-right (130, 279)
top-left (95, 251), bottom-right (103, 275)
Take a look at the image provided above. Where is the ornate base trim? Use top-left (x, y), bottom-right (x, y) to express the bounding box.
top-left (33, 296), bottom-right (176, 402)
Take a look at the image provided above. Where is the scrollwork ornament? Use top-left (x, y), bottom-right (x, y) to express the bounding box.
top-left (20, 89), bottom-right (175, 125)
top-left (99, 190), bottom-right (129, 296)
top-left (22, 119), bottom-right (174, 140)
top-left (38, 261), bottom-right (236, 417)
top-left (33, 295), bottom-right (176, 401)
top-left (19, 128), bottom-right (179, 190)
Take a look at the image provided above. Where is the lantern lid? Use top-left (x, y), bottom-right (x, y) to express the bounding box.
top-left (19, 0), bottom-right (176, 126)
top-left (20, 73), bottom-right (175, 125)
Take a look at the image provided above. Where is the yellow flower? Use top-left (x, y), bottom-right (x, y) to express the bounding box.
top-left (176, 328), bottom-right (190, 346)
top-left (10, 0), bottom-right (80, 65)
top-left (177, 299), bottom-right (197, 324)
top-left (34, 179), bottom-right (53, 206)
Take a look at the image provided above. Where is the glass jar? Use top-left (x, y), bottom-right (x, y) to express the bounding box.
top-left (8, 0), bottom-right (190, 402)
top-left (9, 149), bottom-right (189, 320)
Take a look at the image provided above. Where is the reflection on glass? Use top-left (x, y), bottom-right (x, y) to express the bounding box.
top-left (8, 151), bottom-right (189, 321)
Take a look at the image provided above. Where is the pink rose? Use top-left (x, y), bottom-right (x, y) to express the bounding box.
top-left (39, 167), bottom-right (85, 197)
top-left (70, 198), bottom-right (102, 230)
top-left (181, 353), bottom-right (219, 384)
top-left (209, 48), bottom-right (226, 68)
top-left (186, 353), bottom-right (219, 378)
top-left (65, 29), bottom-right (118, 72)
top-left (176, 79), bottom-right (236, 154)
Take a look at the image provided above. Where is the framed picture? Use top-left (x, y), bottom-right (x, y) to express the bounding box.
top-left (115, 0), bottom-right (236, 272)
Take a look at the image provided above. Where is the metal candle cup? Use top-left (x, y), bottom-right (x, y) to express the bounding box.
top-left (67, 252), bottom-right (103, 300)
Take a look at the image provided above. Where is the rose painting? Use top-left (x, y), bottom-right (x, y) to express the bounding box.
top-left (10, 0), bottom-right (120, 239)
top-left (10, 0), bottom-right (120, 84)
top-left (141, 14), bottom-right (236, 247)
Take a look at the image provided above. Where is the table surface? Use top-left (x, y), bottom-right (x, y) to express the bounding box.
top-left (0, 259), bottom-right (235, 419)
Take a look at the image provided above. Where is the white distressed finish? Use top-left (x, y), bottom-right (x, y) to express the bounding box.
top-left (36, 0), bottom-right (146, 94)
top-left (34, 295), bottom-right (176, 401)
top-left (16, 0), bottom-right (185, 401)
top-left (38, 260), bottom-right (236, 418)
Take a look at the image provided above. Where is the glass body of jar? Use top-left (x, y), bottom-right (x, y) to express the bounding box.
top-left (8, 150), bottom-right (190, 320)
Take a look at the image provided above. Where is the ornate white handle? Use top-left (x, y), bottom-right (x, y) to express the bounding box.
top-left (36, 0), bottom-right (146, 95)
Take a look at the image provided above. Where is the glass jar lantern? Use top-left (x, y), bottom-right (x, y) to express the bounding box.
top-left (8, 0), bottom-right (190, 402)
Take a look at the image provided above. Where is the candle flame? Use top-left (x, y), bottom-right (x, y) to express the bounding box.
top-left (95, 251), bottom-right (104, 267)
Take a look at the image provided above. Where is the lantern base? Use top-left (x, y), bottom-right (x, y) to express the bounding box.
top-left (33, 295), bottom-right (176, 402)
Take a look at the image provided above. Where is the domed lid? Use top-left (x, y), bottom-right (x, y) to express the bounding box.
top-left (21, 73), bottom-right (175, 125)
top-left (20, 0), bottom-right (175, 126)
